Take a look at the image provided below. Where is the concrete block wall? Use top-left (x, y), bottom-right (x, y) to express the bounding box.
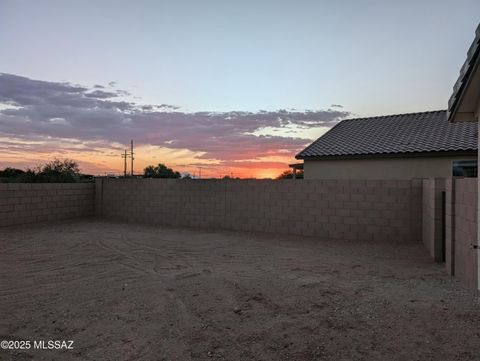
top-left (0, 183), bottom-right (95, 227)
top-left (445, 179), bottom-right (456, 275)
top-left (422, 178), bottom-right (446, 261)
top-left (96, 178), bottom-right (423, 243)
top-left (453, 178), bottom-right (478, 289)
top-left (1, 178), bottom-right (477, 290)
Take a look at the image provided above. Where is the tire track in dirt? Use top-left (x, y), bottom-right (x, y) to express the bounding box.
top-left (95, 231), bottom-right (254, 358)
top-left (94, 236), bottom-right (196, 332)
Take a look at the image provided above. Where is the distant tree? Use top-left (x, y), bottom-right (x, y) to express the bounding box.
top-left (295, 170), bottom-right (304, 179)
top-left (19, 159), bottom-right (80, 183)
top-left (41, 159), bottom-right (79, 176)
top-left (0, 167), bottom-right (25, 178)
top-left (18, 170), bottom-right (38, 183)
top-left (79, 174), bottom-right (94, 181)
top-left (277, 170), bottom-right (292, 179)
top-left (276, 169), bottom-right (304, 180)
top-left (38, 159), bottom-right (80, 182)
top-left (143, 163), bottom-right (181, 179)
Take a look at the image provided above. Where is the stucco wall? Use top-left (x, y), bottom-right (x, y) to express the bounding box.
top-left (0, 183), bottom-right (95, 227)
top-left (96, 178), bottom-right (423, 243)
top-left (303, 156), bottom-right (477, 180)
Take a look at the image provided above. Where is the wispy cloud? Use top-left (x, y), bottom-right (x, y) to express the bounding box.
top-left (0, 73), bottom-right (350, 174)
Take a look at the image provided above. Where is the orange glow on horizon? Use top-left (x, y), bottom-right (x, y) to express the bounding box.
top-left (1, 142), bottom-right (295, 179)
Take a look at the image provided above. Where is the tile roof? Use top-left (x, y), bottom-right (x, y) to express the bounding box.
top-left (296, 110), bottom-right (478, 159)
top-left (447, 23), bottom-right (480, 120)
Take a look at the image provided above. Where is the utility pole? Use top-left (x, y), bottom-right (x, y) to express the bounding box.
top-left (121, 149), bottom-right (128, 177)
top-left (130, 139), bottom-right (134, 176)
top-left (198, 166), bottom-right (202, 179)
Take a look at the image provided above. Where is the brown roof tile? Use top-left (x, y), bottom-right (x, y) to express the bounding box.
top-left (296, 110), bottom-right (477, 159)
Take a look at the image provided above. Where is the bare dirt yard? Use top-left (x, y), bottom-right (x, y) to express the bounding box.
top-left (1, 220), bottom-right (479, 361)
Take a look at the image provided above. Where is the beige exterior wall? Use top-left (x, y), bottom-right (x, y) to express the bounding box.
top-left (303, 156), bottom-right (477, 180)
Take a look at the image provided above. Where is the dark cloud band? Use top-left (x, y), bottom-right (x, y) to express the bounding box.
top-left (0, 73), bottom-right (349, 163)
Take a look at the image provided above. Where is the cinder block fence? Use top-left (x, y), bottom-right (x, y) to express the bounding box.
top-left (422, 178), bottom-right (478, 290)
top-left (0, 183), bottom-right (95, 227)
top-left (95, 178), bottom-right (423, 243)
top-left (0, 177), bottom-right (477, 290)
top-left (448, 179), bottom-right (478, 289)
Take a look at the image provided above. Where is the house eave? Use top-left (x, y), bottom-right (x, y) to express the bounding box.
top-left (448, 23), bottom-right (480, 123)
top-left (297, 150), bottom-right (478, 161)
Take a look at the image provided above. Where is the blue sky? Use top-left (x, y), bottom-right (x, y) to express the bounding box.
top-left (1, 0), bottom-right (478, 115)
top-left (0, 1), bottom-right (479, 176)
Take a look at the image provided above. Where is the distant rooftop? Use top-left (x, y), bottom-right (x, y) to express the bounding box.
top-left (296, 110), bottom-right (477, 159)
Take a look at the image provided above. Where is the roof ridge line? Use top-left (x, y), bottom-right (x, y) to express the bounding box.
top-left (343, 109), bottom-right (447, 122)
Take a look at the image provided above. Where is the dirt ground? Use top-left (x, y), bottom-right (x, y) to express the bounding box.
top-left (0, 220), bottom-right (479, 361)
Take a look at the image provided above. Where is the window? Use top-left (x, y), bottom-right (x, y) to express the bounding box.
top-left (452, 160), bottom-right (477, 177)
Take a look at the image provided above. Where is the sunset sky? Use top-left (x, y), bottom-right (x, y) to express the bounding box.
top-left (1, 1), bottom-right (479, 178)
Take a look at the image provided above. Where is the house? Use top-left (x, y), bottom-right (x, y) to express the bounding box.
top-left (296, 110), bottom-right (477, 180)
top-left (447, 24), bottom-right (479, 290)
top-left (447, 23), bottom-right (480, 122)
top-left (297, 23), bottom-right (480, 181)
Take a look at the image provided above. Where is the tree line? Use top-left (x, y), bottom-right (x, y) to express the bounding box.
top-left (0, 159), bottom-right (92, 183)
top-left (1, 159), bottom-right (302, 182)
top-left (142, 164), bottom-right (303, 179)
